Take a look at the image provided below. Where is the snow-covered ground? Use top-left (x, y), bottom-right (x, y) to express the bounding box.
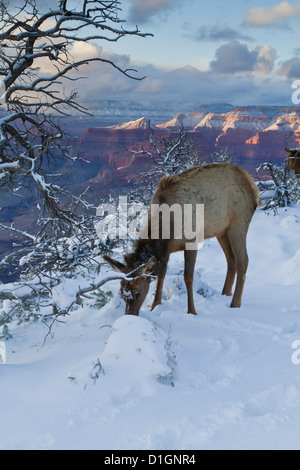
top-left (1, 206), bottom-right (300, 450)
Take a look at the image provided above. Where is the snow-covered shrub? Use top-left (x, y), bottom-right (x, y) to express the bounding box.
top-left (210, 146), bottom-right (233, 164)
top-left (256, 161), bottom-right (300, 211)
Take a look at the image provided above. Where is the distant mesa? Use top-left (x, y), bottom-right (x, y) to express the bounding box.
top-left (71, 104), bottom-right (300, 194)
top-left (157, 112), bottom-right (204, 129)
top-left (108, 117), bottom-right (151, 130)
top-left (156, 106), bottom-right (300, 133)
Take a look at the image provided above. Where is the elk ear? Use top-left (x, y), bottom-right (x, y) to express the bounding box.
top-left (103, 255), bottom-right (126, 273)
top-left (285, 147), bottom-right (296, 155)
top-left (141, 257), bottom-right (157, 275)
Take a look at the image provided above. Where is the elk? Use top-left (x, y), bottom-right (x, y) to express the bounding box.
top-left (285, 148), bottom-right (300, 178)
top-left (103, 163), bottom-right (259, 316)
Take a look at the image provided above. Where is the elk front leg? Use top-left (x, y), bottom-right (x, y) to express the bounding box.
top-left (151, 261), bottom-right (168, 311)
top-left (184, 249), bottom-right (197, 315)
top-left (151, 274), bottom-right (165, 310)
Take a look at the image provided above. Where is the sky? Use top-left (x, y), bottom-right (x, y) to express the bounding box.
top-left (73, 0), bottom-right (300, 107)
top-left (6, 0), bottom-right (300, 107)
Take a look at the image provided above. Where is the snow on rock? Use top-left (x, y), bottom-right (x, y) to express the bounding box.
top-left (99, 316), bottom-right (174, 396)
top-left (2, 299), bottom-right (13, 314)
top-left (157, 106), bottom-right (300, 133)
top-left (109, 117), bottom-right (150, 130)
top-left (157, 112), bottom-right (205, 129)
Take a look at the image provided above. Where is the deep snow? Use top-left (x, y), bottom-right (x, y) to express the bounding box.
top-left (1, 206), bottom-right (300, 450)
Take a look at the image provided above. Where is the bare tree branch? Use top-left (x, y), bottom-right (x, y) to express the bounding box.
top-left (0, 0), bottom-right (153, 334)
top-left (0, 0), bottom-right (152, 224)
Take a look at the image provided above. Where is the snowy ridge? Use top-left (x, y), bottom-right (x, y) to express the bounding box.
top-left (108, 117), bottom-right (150, 130)
top-left (1, 206), bottom-right (300, 449)
top-left (265, 114), bottom-right (300, 132)
top-left (157, 106), bottom-right (300, 133)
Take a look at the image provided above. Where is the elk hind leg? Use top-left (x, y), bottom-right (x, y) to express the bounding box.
top-left (184, 249), bottom-right (197, 315)
top-left (227, 225), bottom-right (249, 308)
top-left (217, 231), bottom-right (236, 297)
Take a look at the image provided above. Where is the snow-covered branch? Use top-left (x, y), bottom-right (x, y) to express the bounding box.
top-left (126, 120), bottom-right (200, 182)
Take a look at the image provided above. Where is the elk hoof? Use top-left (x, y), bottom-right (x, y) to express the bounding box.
top-left (151, 300), bottom-right (161, 311)
top-left (222, 289), bottom-right (232, 296)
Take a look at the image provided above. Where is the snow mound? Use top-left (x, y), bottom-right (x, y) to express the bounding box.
top-left (284, 249), bottom-right (300, 285)
top-left (99, 316), bottom-right (174, 396)
top-left (280, 215), bottom-right (300, 230)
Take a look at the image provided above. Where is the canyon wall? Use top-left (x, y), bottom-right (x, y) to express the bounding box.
top-left (72, 107), bottom-right (300, 193)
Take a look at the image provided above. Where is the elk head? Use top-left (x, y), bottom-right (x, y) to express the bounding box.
top-left (285, 148), bottom-right (300, 178)
top-left (103, 255), bottom-right (156, 316)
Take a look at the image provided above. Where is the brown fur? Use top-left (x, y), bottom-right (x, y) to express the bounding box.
top-left (104, 163), bottom-right (259, 315)
top-left (285, 148), bottom-right (300, 178)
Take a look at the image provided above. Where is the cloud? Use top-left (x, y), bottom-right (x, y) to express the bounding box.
top-left (210, 41), bottom-right (276, 75)
top-left (6, 0), bottom-right (82, 14)
top-left (278, 57), bottom-right (300, 78)
top-left (30, 44), bottom-right (291, 108)
top-left (244, 1), bottom-right (300, 27)
top-left (128, 0), bottom-right (179, 23)
top-left (255, 45), bottom-right (277, 74)
top-left (72, 50), bottom-right (291, 107)
top-left (210, 41), bottom-right (256, 74)
top-left (33, 41), bottom-right (125, 75)
top-left (136, 77), bottom-right (166, 94)
top-left (192, 24), bottom-right (253, 42)
top-left (70, 42), bottom-right (102, 62)
top-left (32, 41), bottom-right (138, 100)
